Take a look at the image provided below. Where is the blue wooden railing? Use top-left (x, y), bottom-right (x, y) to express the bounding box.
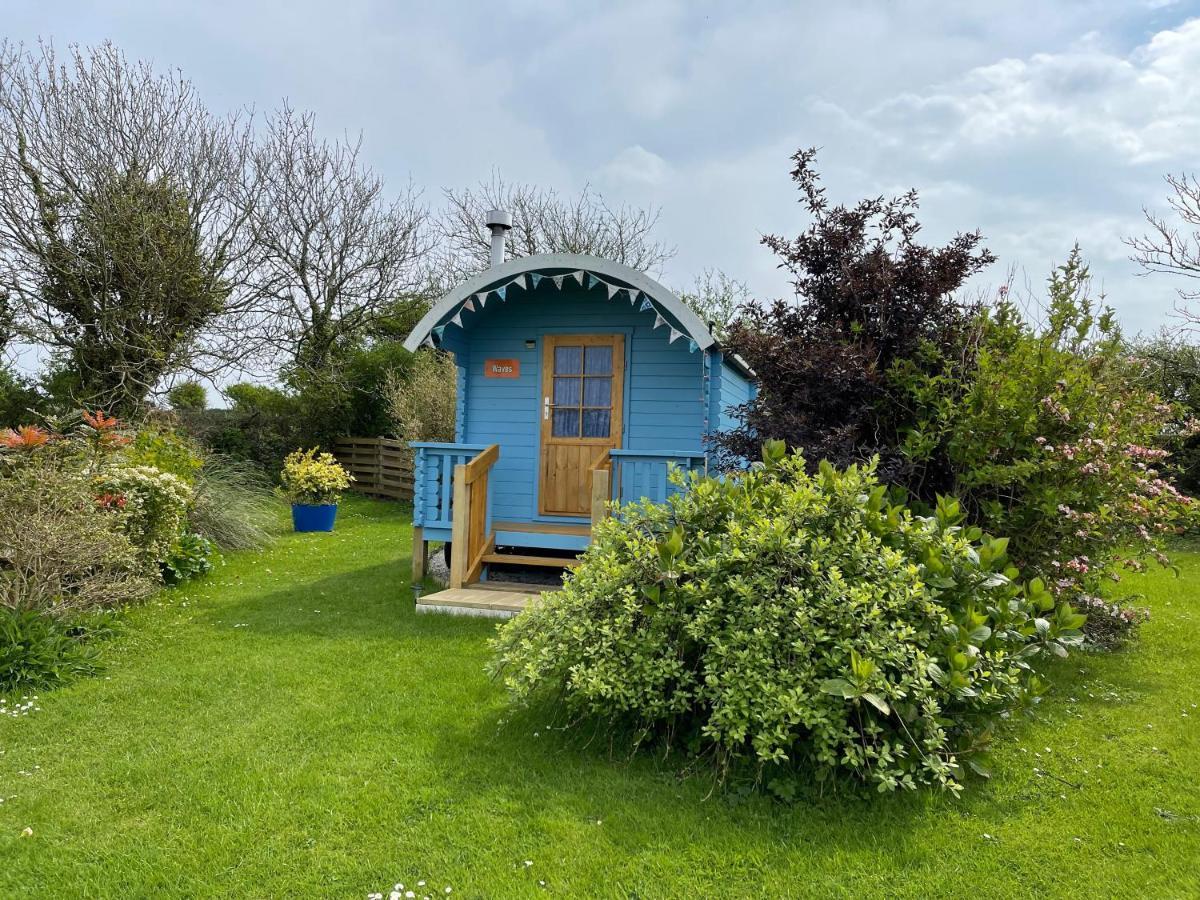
top-left (410, 442), bottom-right (492, 529)
top-left (411, 443), bottom-right (707, 530)
top-left (609, 449), bottom-right (706, 507)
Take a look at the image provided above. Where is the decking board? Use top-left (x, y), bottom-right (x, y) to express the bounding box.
top-left (416, 584), bottom-right (555, 618)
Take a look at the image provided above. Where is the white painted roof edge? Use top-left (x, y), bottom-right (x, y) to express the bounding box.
top-left (402, 252), bottom-right (718, 353)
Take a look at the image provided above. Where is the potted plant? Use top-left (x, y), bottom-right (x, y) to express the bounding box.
top-left (280, 448), bottom-right (353, 532)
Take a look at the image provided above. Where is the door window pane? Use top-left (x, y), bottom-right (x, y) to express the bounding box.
top-left (583, 376), bottom-right (611, 407)
top-left (554, 346), bottom-right (583, 375)
top-left (584, 345), bottom-right (613, 375)
top-left (582, 409), bottom-right (611, 438)
top-left (552, 408), bottom-right (580, 437)
top-left (553, 377), bottom-right (581, 405)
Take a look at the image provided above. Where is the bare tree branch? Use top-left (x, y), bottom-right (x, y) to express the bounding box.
top-left (1128, 172), bottom-right (1200, 325)
top-left (434, 174), bottom-right (674, 292)
top-left (0, 39), bottom-right (263, 409)
top-left (245, 103), bottom-right (433, 375)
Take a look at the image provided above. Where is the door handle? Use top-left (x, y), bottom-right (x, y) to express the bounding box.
top-left (543, 397), bottom-right (550, 420)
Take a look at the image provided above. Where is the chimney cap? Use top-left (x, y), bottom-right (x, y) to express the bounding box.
top-left (485, 208), bottom-right (512, 230)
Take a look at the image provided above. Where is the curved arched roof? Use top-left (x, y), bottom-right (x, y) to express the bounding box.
top-left (402, 252), bottom-right (717, 353)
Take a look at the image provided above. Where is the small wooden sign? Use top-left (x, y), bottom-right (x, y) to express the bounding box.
top-left (484, 358), bottom-right (520, 378)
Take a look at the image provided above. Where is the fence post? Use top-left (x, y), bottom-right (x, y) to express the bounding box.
top-left (411, 526), bottom-right (425, 595)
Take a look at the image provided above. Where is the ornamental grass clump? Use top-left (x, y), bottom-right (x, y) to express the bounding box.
top-left (280, 448), bottom-right (353, 505)
top-left (489, 442), bottom-right (1085, 793)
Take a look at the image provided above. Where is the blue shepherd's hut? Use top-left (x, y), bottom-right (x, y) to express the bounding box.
top-left (403, 211), bottom-right (753, 614)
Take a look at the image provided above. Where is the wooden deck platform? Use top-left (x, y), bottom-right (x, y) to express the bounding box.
top-left (415, 581), bottom-right (558, 618)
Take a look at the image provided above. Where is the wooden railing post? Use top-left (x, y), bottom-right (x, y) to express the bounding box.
top-left (449, 463), bottom-right (469, 588)
top-left (590, 467), bottom-right (610, 531)
top-left (448, 444), bottom-right (499, 589)
top-left (411, 525), bottom-right (426, 588)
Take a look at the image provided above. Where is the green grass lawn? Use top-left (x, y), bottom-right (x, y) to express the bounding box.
top-left (1, 497), bottom-right (1197, 899)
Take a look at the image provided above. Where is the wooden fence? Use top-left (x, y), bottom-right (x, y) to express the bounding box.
top-left (333, 437), bottom-right (414, 502)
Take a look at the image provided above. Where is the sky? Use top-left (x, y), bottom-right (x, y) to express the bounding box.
top-left (5, 0), bottom-right (1200, 348)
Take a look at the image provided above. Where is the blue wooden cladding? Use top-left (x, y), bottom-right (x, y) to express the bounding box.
top-left (404, 255), bottom-right (754, 557)
top-left (411, 443), bottom-right (491, 531)
top-left (610, 450), bottom-right (706, 506)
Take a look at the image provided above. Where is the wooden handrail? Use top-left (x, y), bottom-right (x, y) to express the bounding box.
top-left (589, 448), bottom-right (612, 473)
top-left (449, 444), bottom-right (500, 588)
top-left (463, 443), bottom-right (499, 483)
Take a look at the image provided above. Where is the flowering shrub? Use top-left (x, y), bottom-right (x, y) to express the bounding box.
top-left (896, 251), bottom-right (1197, 645)
top-left (490, 443), bottom-right (1084, 793)
top-left (2, 412), bottom-right (212, 583)
top-left (93, 465), bottom-right (193, 564)
top-left (121, 425), bottom-right (204, 483)
top-left (280, 448), bottom-right (353, 505)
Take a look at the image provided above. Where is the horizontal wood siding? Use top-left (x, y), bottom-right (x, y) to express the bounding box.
top-left (334, 437), bottom-right (413, 501)
top-left (453, 279), bottom-right (704, 523)
top-left (717, 354), bottom-right (753, 433)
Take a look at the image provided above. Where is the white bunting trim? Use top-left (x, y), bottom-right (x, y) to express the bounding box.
top-left (501, 268), bottom-right (701, 352)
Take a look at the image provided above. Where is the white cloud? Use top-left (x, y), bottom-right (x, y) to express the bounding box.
top-left (599, 146), bottom-right (671, 186)
top-left (868, 19), bottom-right (1200, 165)
top-left (3, 0), bottom-right (1199, 345)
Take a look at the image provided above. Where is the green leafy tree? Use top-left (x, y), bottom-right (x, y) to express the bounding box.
top-left (167, 381), bottom-right (207, 411)
top-left (28, 171), bottom-right (229, 415)
top-left (0, 41), bottom-right (259, 414)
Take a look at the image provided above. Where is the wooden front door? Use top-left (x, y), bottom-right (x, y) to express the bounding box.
top-left (539, 334), bottom-right (625, 516)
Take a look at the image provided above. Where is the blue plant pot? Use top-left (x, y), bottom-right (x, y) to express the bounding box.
top-left (292, 503), bottom-right (338, 532)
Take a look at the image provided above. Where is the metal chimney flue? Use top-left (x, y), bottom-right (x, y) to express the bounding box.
top-left (485, 208), bottom-right (512, 268)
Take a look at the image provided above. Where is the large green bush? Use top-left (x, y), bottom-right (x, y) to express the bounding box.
top-left (181, 342), bottom-right (414, 473)
top-left (0, 463), bottom-right (156, 615)
top-left (895, 251), bottom-right (1197, 644)
top-left (490, 444), bottom-right (1083, 793)
top-left (1132, 333), bottom-right (1200, 496)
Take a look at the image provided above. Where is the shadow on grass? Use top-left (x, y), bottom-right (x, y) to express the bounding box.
top-left (192, 498), bottom-right (1170, 858)
top-left (191, 560), bottom-right (501, 642)
top-left (421, 632), bottom-right (1166, 857)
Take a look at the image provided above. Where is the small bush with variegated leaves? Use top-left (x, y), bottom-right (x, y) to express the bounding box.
top-left (490, 442), bottom-right (1084, 793)
top-left (93, 465), bottom-right (193, 564)
top-left (280, 448), bottom-right (353, 505)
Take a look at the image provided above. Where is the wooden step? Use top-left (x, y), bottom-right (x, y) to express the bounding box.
top-left (492, 520), bottom-right (592, 537)
top-left (482, 553), bottom-right (582, 569)
top-left (473, 580), bottom-right (561, 594)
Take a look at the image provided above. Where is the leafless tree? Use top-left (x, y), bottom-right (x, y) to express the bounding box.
top-left (248, 104), bottom-right (432, 375)
top-left (434, 175), bottom-right (674, 291)
top-left (0, 40), bottom-right (262, 410)
top-left (1129, 173), bottom-right (1200, 325)
top-left (677, 268), bottom-right (751, 339)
